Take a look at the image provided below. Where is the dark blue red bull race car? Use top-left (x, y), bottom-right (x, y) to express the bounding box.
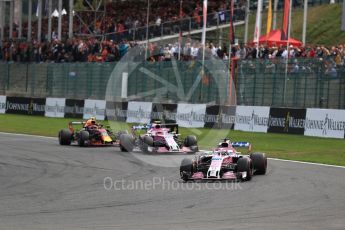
top-left (58, 121), bottom-right (128, 147)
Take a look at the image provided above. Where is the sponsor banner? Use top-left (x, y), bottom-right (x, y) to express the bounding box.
top-left (151, 103), bottom-right (178, 124)
top-left (304, 109), bottom-right (345, 139)
top-left (268, 108), bottom-right (306, 135)
top-left (204, 105), bottom-right (221, 128)
top-left (30, 98), bottom-right (46, 116)
top-left (126, 101), bottom-right (153, 124)
top-left (219, 106), bottom-right (236, 129)
top-left (5, 97), bottom-right (46, 116)
top-left (9, 97), bottom-right (32, 115)
top-left (83, 99), bottom-right (106, 121)
top-left (64, 99), bottom-right (84, 119)
top-left (176, 103), bottom-right (206, 128)
top-left (204, 105), bottom-right (236, 129)
top-left (45, 98), bottom-right (66, 118)
top-left (235, 106), bottom-right (270, 133)
top-left (0, 95), bottom-right (6, 114)
top-left (105, 101), bottom-right (128, 122)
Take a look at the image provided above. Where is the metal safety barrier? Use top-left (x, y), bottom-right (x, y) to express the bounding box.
top-left (0, 58), bottom-right (344, 109)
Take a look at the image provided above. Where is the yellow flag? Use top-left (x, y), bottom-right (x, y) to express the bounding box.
top-left (266, 0), bottom-right (272, 34)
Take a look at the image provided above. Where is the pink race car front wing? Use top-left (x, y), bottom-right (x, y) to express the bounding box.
top-left (145, 146), bottom-right (196, 154)
top-left (182, 171), bottom-right (248, 181)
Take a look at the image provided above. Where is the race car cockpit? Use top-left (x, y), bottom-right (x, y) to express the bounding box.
top-left (218, 138), bottom-right (232, 148)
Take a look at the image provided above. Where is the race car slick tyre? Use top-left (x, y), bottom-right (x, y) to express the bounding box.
top-left (78, 130), bottom-right (89, 147)
top-left (189, 145), bottom-right (199, 153)
top-left (140, 136), bottom-right (153, 153)
top-left (116, 130), bottom-right (129, 140)
top-left (250, 152), bottom-right (267, 175)
top-left (180, 158), bottom-right (194, 182)
top-left (142, 136), bottom-right (153, 146)
top-left (237, 157), bottom-right (253, 181)
top-left (184, 135), bottom-right (197, 147)
top-left (119, 134), bottom-right (134, 152)
top-left (59, 129), bottom-right (72, 145)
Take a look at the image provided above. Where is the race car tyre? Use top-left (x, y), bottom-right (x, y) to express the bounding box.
top-left (189, 145), bottom-right (199, 153)
top-left (250, 152), bottom-right (267, 175)
top-left (58, 129), bottom-right (72, 145)
top-left (119, 134), bottom-right (134, 152)
top-left (140, 136), bottom-right (153, 153)
top-left (142, 136), bottom-right (154, 146)
top-left (184, 135), bottom-right (197, 147)
top-left (180, 158), bottom-right (194, 182)
top-left (237, 157), bottom-right (253, 181)
top-left (78, 130), bottom-right (89, 147)
top-left (116, 130), bottom-right (129, 140)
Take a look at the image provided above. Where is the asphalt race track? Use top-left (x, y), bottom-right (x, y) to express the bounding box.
top-left (0, 132), bottom-right (344, 230)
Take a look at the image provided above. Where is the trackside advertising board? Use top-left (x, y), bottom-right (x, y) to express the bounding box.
top-left (64, 99), bottom-right (85, 118)
top-left (83, 99), bottom-right (106, 120)
top-left (105, 101), bottom-right (128, 122)
top-left (45, 98), bottom-right (66, 118)
top-left (5, 97), bottom-right (46, 116)
top-left (234, 106), bottom-right (270, 133)
top-left (204, 105), bottom-right (222, 128)
top-left (219, 106), bottom-right (236, 129)
top-left (2, 96), bottom-right (345, 139)
top-left (126, 101), bottom-right (153, 123)
top-left (268, 108), bottom-right (306, 135)
top-left (151, 103), bottom-right (178, 124)
top-left (204, 105), bottom-right (236, 129)
top-left (304, 109), bottom-right (345, 139)
top-left (176, 103), bottom-right (206, 128)
top-left (0, 96), bottom-right (6, 114)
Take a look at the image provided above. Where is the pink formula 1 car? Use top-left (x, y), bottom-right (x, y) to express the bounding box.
top-left (119, 122), bottom-right (198, 153)
top-left (179, 139), bottom-right (267, 181)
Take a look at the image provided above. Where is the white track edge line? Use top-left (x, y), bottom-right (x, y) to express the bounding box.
top-left (268, 158), bottom-right (345, 169)
top-left (0, 132), bottom-right (56, 139)
top-left (1, 137), bottom-right (345, 169)
top-left (199, 149), bottom-right (345, 169)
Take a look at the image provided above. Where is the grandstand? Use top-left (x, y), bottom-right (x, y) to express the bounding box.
top-left (0, 0), bottom-right (246, 62)
top-left (0, 0), bottom-right (244, 42)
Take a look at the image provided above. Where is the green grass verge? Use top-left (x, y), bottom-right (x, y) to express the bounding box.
top-left (1, 114), bottom-right (344, 166)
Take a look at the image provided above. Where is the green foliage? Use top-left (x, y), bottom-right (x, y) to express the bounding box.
top-left (74, 0), bottom-right (86, 11)
top-left (74, 0), bottom-right (104, 11)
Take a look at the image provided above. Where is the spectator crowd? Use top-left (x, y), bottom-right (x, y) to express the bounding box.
top-left (2, 0), bottom-right (244, 42)
top-left (2, 35), bottom-right (345, 70)
top-left (0, 0), bottom-right (344, 70)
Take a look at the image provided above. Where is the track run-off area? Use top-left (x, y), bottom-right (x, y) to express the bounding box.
top-left (0, 132), bottom-right (344, 230)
